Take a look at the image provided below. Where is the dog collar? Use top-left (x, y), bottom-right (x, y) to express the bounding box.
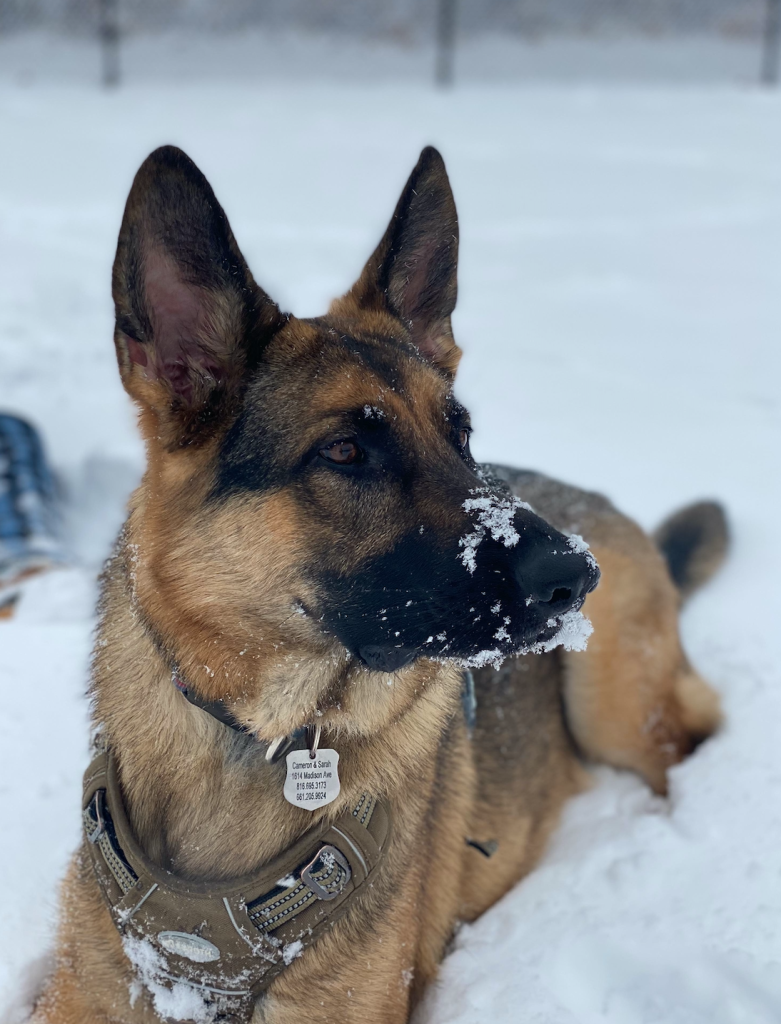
top-left (172, 670), bottom-right (246, 733)
top-left (172, 667), bottom-right (478, 755)
top-left (82, 746), bottom-right (391, 1022)
top-left (172, 670), bottom-right (319, 764)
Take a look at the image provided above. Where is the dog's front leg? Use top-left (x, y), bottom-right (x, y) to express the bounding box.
top-left (257, 883), bottom-right (425, 1024)
top-left (30, 854), bottom-right (145, 1024)
top-left (29, 965), bottom-right (113, 1024)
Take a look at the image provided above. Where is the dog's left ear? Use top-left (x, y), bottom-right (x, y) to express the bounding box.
top-left (334, 146), bottom-right (461, 376)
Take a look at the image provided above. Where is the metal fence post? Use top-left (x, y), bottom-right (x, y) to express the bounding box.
top-left (100, 0), bottom-right (120, 87)
top-left (435, 0), bottom-right (457, 86)
top-left (762, 0), bottom-right (781, 84)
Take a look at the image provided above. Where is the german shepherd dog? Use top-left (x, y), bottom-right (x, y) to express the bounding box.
top-left (32, 146), bottom-right (726, 1024)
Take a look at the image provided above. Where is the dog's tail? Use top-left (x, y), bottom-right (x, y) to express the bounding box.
top-left (652, 500), bottom-right (728, 750)
top-left (654, 500), bottom-right (729, 603)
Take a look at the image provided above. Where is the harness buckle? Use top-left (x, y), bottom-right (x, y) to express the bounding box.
top-left (86, 790), bottom-right (107, 844)
top-left (300, 845), bottom-right (351, 902)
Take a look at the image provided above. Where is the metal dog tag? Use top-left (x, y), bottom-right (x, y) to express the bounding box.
top-left (284, 749), bottom-right (340, 810)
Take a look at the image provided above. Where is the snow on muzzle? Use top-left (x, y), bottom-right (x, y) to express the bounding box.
top-left (447, 491), bottom-right (601, 668)
top-left (316, 491), bottom-right (600, 674)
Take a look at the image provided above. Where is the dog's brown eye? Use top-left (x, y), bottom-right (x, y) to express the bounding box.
top-left (320, 440), bottom-right (361, 465)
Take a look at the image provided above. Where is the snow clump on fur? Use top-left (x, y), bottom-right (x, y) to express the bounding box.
top-left (459, 492), bottom-right (533, 574)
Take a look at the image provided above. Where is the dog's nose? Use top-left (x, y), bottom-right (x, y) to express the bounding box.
top-left (517, 545), bottom-right (600, 616)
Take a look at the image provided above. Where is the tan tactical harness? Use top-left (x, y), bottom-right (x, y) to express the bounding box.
top-left (82, 748), bottom-right (391, 1022)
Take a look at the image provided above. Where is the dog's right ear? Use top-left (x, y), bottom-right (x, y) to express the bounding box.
top-left (112, 146), bottom-right (285, 450)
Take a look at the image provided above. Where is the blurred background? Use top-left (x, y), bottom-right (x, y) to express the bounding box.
top-left (1, 3), bottom-right (781, 1023)
top-left (0, 0), bottom-right (779, 85)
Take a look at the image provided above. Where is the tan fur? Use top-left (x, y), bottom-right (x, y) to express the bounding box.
top-left (562, 534), bottom-right (720, 795)
top-left (487, 472), bottom-right (723, 797)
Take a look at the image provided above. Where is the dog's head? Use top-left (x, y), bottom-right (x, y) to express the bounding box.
top-left (112, 146), bottom-right (598, 738)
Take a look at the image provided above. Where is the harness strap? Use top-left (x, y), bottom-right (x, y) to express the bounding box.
top-left (82, 748), bottom-right (391, 1022)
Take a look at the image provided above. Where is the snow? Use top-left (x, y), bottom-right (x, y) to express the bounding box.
top-left (447, 647), bottom-right (506, 671)
top-left (443, 608), bottom-right (594, 671)
top-left (281, 940), bottom-right (303, 966)
top-left (530, 609), bottom-right (595, 655)
top-left (0, 955), bottom-right (54, 1024)
top-left (567, 532), bottom-right (599, 575)
top-left (2, 35), bottom-right (781, 1023)
top-left (122, 935), bottom-right (216, 1024)
top-left (459, 492), bottom-right (532, 572)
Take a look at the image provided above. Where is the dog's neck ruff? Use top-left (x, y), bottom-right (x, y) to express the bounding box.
top-left (82, 747), bottom-right (391, 1022)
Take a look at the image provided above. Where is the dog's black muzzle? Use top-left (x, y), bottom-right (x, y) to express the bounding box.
top-left (317, 501), bottom-right (600, 674)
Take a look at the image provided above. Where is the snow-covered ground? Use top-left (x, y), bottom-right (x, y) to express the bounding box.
top-left (1, 44), bottom-right (781, 1022)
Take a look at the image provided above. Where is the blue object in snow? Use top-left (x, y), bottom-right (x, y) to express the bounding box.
top-left (0, 414), bottom-right (64, 587)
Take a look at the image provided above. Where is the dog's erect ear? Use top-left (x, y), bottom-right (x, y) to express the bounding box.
top-left (335, 146), bottom-right (460, 376)
top-left (112, 146), bottom-right (285, 449)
